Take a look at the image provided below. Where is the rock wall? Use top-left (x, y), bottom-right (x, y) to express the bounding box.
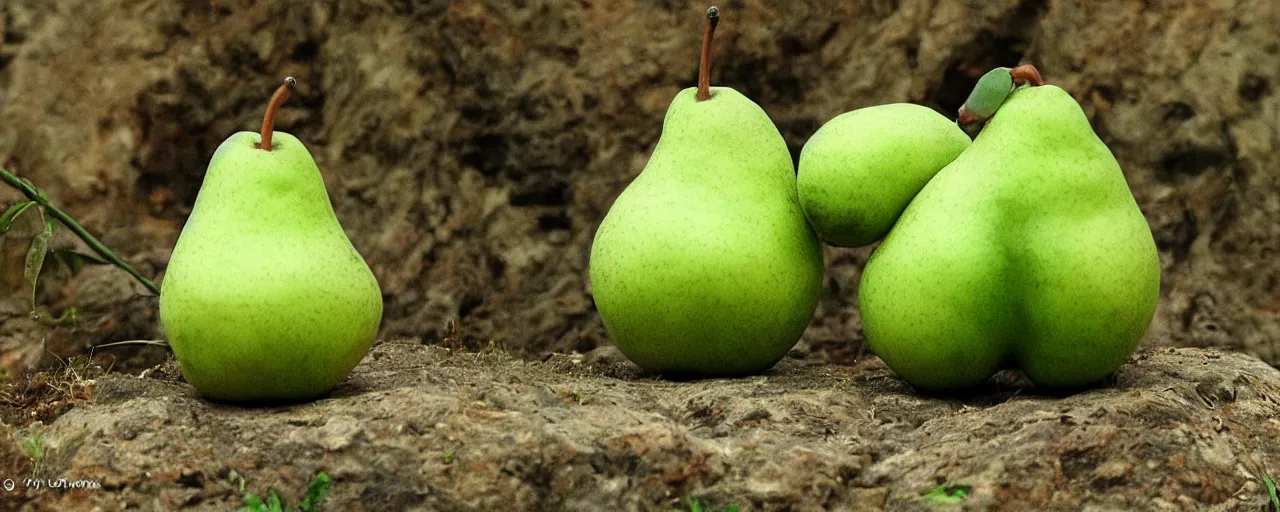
top-left (0, 0), bottom-right (1277, 371)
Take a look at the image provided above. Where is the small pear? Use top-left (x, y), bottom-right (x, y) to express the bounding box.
top-left (160, 78), bottom-right (383, 402)
top-left (589, 8), bottom-right (823, 376)
top-left (860, 76), bottom-right (1160, 392)
top-left (797, 103), bottom-right (970, 247)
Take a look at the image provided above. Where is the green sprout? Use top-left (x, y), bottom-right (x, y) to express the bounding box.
top-left (923, 484), bottom-right (971, 504)
top-left (18, 431), bottom-right (46, 478)
top-left (241, 471), bottom-right (332, 512)
top-left (53, 307), bottom-right (78, 326)
top-left (299, 472), bottom-right (332, 511)
top-left (677, 496), bottom-right (740, 512)
top-left (1262, 472), bottom-right (1279, 510)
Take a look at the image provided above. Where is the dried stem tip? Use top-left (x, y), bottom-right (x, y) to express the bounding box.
top-left (1009, 64), bottom-right (1044, 87)
top-left (697, 7), bottom-right (720, 102)
top-left (259, 77), bottom-right (296, 152)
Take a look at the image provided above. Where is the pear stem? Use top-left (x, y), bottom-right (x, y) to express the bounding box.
top-left (1009, 64), bottom-right (1044, 87)
top-left (696, 7), bottom-right (720, 102)
top-left (258, 77), bottom-right (296, 152)
top-left (0, 165), bottom-right (161, 295)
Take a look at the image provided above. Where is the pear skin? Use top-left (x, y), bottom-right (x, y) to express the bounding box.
top-left (798, 103), bottom-right (970, 247)
top-left (160, 131), bottom-right (383, 402)
top-left (589, 87), bottom-right (824, 376)
top-left (859, 85), bottom-right (1160, 391)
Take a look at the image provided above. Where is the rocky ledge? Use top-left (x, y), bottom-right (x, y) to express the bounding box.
top-left (4, 343), bottom-right (1280, 511)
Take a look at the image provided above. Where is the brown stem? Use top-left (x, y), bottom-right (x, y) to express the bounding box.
top-left (1010, 64), bottom-right (1044, 87)
top-left (696, 7), bottom-right (720, 102)
top-left (258, 77), bottom-right (296, 151)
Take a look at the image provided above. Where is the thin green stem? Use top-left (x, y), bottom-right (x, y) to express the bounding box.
top-left (0, 166), bottom-right (160, 295)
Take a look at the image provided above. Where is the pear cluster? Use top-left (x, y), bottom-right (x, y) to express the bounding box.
top-left (158, 10), bottom-right (1159, 403)
top-left (589, 10), bottom-right (1159, 392)
top-left (858, 85), bottom-right (1160, 391)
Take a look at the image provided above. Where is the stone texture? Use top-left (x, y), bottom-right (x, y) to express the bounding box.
top-left (4, 342), bottom-right (1280, 510)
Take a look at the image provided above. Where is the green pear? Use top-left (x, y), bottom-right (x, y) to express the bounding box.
top-left (589, 84), bottom-right (824, 375)
top-left (160, 80), bottom-right (382, 402)
top-left (859, 84), bottom-right (1160, 392)
top-left (797, 103), bottom-right (970, 247)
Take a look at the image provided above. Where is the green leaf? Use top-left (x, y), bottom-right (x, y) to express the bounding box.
top-left (53, 307), bottom-right (77, 326)
top-left (266, 489), bottom-right (284, 512)
top-left (677, 497), bottom-right (739, 512)
top-left (299, 472), bottom-right (332, 511)
top-left (241, 492), bottom-right (266, 512)
top-left (962, 68), bottom-right (1014, 120)
top-left (923, 484), bottom-right (971, 504)
top-left (442, 448), bottom-right (456, 464)
top-left (0, 201), bottom-right (36, 234)
top-left (1263, 472), bottom-right (1279, 510)
top-left (19, 434), bottom-right (44, 461)
top-left (24, 210), bottom-right (55, 311)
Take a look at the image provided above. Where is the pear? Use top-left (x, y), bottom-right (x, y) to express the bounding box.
top-left (589, 8), bottom-right (823, 376)
top-left (797, 103), bottom-right (970, 247)
top-left (160, 78), bottom-right (383, 402)
top-left (859, 79), bottom-right (1160, 392)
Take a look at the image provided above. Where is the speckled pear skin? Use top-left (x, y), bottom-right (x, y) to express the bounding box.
top-left (159, 131), bottom-right (383, 403)
top-left (859, 85), bottom-right (1160, 392)
top-left (589, 87), bottom-right (824, 376)
top-left (797, 103), bottom-right (970, 247)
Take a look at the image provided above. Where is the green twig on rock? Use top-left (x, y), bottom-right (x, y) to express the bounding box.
top-left (0, 165), bottom-right (160, 295)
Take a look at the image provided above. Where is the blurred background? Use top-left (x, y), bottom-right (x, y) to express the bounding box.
top-left (0, 0), bottom-right (1276, 377)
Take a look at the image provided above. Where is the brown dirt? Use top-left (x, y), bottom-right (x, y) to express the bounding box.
top-left (0, 0), bottom-right (1277, 375)
top-left (2, 342), bottom-right (1279, 511)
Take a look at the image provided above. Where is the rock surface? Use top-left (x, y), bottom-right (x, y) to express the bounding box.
top-left (0, 0), bottom-right (1278, 374)
top-left (3, 342), bottom-right (1280, 511)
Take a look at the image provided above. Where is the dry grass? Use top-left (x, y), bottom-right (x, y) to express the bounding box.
top-left (0, 354), bottom-right (102, 426)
